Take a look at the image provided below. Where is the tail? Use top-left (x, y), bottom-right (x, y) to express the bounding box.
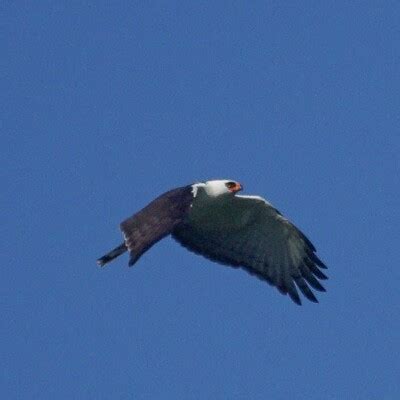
top-left (97, 243), bottom-right (127, 267)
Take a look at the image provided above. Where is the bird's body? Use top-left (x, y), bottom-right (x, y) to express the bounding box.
top-left (97, 180), bottom-right (327, 305)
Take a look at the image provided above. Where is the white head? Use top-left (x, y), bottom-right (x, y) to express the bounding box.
top-left (192, 179), bottom-right (243, 198)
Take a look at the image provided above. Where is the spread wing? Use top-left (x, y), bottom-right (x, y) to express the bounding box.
top-left (172, 195), bottom-right (327, 305)
top-left (121, 185), bottom-right (194, 266)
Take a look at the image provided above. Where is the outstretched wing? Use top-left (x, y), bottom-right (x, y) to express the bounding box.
top-left (121, 185), bottom-right (194, 266)
top-left (172, 195), bottom-right (327, 305)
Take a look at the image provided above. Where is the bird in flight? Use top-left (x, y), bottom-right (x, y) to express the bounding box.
top-left (97, 179), bottom-right (327, 305)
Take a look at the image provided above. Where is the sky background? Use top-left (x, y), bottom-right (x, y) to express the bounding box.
top-left (2, 2), bottom-right (399, 399)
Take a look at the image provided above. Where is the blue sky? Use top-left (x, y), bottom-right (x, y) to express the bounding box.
top-left (2, 2), bottom-right (399, 399)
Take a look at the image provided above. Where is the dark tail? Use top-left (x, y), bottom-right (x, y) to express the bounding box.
top-left (97, 243), bottom-right (127, 267)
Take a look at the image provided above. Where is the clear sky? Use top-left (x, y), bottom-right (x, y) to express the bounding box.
top-left (2, 2), bottom-right (399, 399)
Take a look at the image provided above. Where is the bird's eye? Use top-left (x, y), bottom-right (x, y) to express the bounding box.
top-left (225, 181), bottom-right (236, 189)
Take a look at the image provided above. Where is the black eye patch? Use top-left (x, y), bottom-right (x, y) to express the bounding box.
top-left (225, 181), bottom-right (236, 189)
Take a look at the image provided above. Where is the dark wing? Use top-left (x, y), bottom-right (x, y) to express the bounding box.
top-left (121, 185), bottom-right (194, 266)
top-left (172, 195), bottom-right (327, 305)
